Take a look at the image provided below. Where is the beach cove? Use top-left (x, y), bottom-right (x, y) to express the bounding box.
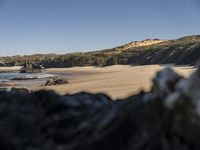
top-left (0, 65), bottom-right (194, 99)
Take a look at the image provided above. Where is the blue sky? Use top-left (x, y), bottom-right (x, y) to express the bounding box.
top-left (0, 0), bottom-right (200, 56)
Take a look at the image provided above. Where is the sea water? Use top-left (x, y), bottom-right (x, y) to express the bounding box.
top-left (0, 72), bottom-right (55, 81)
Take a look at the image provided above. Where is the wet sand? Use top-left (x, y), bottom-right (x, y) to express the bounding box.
top-left (0, 65), bottom-right (195, 99)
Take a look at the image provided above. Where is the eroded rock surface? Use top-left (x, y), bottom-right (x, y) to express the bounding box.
top-left (20, 62), bottom-right (43, 73)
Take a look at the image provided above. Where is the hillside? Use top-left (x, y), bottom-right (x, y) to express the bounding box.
top-left (1, 35), bottom-right (200, 67)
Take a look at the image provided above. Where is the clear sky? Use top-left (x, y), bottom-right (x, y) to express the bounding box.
top-left (0, 0), bottom-right (200, 56)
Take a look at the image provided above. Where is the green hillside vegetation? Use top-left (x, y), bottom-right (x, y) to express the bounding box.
top-left (1, 35), bottom-right (200, 68)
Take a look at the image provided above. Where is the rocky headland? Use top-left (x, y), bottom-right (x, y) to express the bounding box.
top-left (0, 35), bottom-right (200, 68)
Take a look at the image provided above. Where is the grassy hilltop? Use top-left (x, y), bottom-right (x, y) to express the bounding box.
top-left (1, 35), bottom-right (200, 68)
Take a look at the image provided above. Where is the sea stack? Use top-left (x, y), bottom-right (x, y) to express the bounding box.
top-left (20, 62), bottom-right (43, 73)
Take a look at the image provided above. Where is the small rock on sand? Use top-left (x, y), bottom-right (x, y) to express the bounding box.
top-left (44, 77), bottom-right (69, 86)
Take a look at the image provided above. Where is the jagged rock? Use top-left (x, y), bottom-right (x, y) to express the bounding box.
top-left (150, 67), bottom-right (200, 114)
top-left (45, 77), bottom-right (69, 86)
top-left (20, 62), bottom-right (43, 73)
top-left (171, 68), bottom-right (200, 114)
top-left (152, 67), bottom-right (183, 98)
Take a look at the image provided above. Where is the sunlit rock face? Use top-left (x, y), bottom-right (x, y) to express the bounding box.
top-left (1, 68), bottom-right (200, 150)
top-left (115, 39), bottom-right (166, 51)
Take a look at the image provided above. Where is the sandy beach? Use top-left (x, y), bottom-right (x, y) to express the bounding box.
top-left (0, 65), bottom-right (195, 99)
top-left (0, 66), bottom-right (22, 72)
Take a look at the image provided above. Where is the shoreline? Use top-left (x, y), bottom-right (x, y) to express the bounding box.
top-left (0, 65), bottom-right (195, 99)
top-left (0, 66), bottom-right (22, 73)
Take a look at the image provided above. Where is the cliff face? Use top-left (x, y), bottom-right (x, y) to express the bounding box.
top-left (1, 35), bottom-right (200, 68)
top-left (117, 35), bottom-right (200, 65)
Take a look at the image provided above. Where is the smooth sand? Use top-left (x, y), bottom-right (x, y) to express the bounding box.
top-left (40, 65), bottom-right (194, 99)
top-left (0, 65), bottom-right (195, 99)
top-left (0, 66), bottom-right (22, 72)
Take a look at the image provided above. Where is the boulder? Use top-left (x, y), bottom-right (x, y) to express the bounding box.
top-left (45, 77), bottom-right (69, 86)
top-left (152, 67), bottom-right (183, 98)
top-left (20, 62), bottom-right (43, 73)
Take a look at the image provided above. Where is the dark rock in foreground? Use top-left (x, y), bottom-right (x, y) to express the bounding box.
top-left (20, 62), bottom-right (43, 73)
top-left (0, 67), bottom-right (200, 150)
top-left (10, 87), bottom-right (30, 93)
top-left (44, 77), bottom-right (69, 86)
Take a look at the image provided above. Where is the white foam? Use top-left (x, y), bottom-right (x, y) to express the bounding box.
top-left (0, 72), bottom-right (55, 81)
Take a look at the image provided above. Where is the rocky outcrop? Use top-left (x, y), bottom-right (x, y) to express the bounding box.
top-left (20, 62), bottom-right (43, 73)
top-left (0, 59), bottom-right (5, 66)
top-left (44, 77), bottom-right (69, 86)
